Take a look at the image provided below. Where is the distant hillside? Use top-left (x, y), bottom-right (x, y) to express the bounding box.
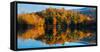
top-left (75, 7), bottom-right (96, 18)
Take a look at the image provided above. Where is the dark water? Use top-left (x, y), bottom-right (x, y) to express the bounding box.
top-left (17, 19), bottom-right (97, 49)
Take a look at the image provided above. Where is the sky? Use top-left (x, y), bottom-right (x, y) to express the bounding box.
top-left (17, 3), bottom-right (85, 14)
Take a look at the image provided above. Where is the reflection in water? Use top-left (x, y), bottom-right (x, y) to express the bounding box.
top-left (17, 23), bottom-right (96, 48)
top-left (36, 26), bottom-right (96, 45)
top-left (18, 38), bottom-right (87, 48)
top-left (18, 26), bottom-right (45, 39)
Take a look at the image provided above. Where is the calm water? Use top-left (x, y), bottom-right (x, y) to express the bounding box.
top-left (17, 25), bottom-right (96, 49)
top-left (18, 38), bottom-right (88, 48)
